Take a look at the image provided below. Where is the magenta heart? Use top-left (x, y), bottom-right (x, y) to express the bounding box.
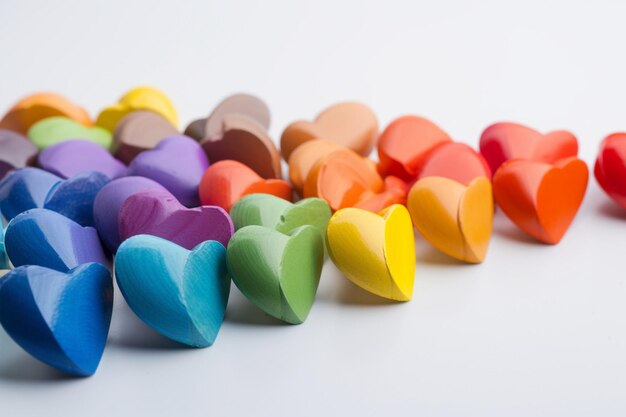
top-left (126, 135), bottom-right (209, 207)
top-left (118, 188), bottom-right (233, 249)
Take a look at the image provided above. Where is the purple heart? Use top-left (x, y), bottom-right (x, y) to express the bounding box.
top-left (0, 129), bottom-right (38, 179)
top-left (126, 135), bottom-right (209, 207)
top-left (119, 189), bottom-right (233, 249)
top-left (93, 176), bottom-right (167, 253)
top-left (38, 139), bottom-right (127, 179)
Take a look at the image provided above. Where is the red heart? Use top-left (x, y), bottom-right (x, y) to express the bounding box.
top-left (595, 133), bottom-right (626, 209)
top-left (480, 122), bottom-right (578, 174)
top-left (417, 142), bottom-right (491, 185)
top-left (493, 157), bottom-right (588, 244)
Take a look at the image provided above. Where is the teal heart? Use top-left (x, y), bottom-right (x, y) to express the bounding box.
top-left (114, 235), bottom-right (230, 347)
top-left (230, 194), bottom-right (331, 238)
top-left (226, 225), bottom-right (323, 324)
top-left (27, 116), bottom-right (112, 150)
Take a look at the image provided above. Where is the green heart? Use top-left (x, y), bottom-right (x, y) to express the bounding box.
top-left (230, 194), bottom-right (331, 239)
top-left (226, 225), bottom-right (323, 324)
top-left (27, 116), bottom-right (113, 150)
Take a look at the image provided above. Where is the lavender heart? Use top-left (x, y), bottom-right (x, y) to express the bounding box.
top-left (126, 135), bottom-right (209, 207)
top-left (38, 139), bottom-right (127, 179)
top-left (119, 188), bottom-right (233, 249)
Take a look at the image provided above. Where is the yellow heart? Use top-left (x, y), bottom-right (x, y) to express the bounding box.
top-left (326, 204), bottom-right (415, 301)
top-left (407, 176), bottom-right (493, 263)
top-left (96, 86), bottom-right (179, 131)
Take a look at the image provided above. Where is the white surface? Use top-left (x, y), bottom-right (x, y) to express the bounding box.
top-left (1, 1), bottom-right (626, 416)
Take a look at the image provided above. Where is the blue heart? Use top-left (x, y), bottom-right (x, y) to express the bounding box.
top-left (0, 225), bottom-right (7, 269)
top-left (0, 263), bottom-right (113, 376)
top-left (115, 235), bottom-right (230, 347)
top-left (0, 168), bottom-right (61, 221)
top-left (5, 208), bottom-right (109, 272)
top-left (44, 171), bottom-right (110, 227)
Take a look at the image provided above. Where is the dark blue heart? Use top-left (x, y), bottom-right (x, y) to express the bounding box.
top-left (5, 208), bottom-right (109, 272)
top-left (0, 263), bottom-right (113, 376)
top-left (0, 167), bottom-right (61, 221)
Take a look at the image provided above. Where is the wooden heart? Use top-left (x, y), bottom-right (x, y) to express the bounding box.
top-left (0, 129), bottom-right (38, 179)
top-left (227, 225), bottom-right (323, 324)
top-left (38, 139), bottom-right (127, 179)
top-left (199, 160), bottom-right (292, 212)
top-left (493, 157), bottom-right (588, 244)
top-left (326, 204), bottom-right (415, 301)
top-left (115, 235), bottom-right (230, 347)
top-left (408, 177), bottom-right (493, 263)
top-left (27, 116), bottom-right (112, 150)
top-left (119, 188), bottom-right (233, 249)
top-left (93, 176), bottom-right (168, 253)
top-left (0, 167), bottom-right (62, 221)
top-left (288, 139), bottom-right (342, 194)
top-left (0, 263), bottom-right (112, 376)
top-left (127, 135), bottom-right (209, 207)
top-left (111, 111), bottom-right (179, 164)
top-left (96, 86), bottom-right (179, 132)
top-left (201, 114), bottom-right (281, 179)
top-left (595, 133), bottom-right (626, 209)
top-left (280, 102), bottom-right (378, 160)
top-left (417, 142), bottom-right (491, 184)
top-left (5, 208), bottom-right (109, 271)
top-left (377, 115), bottom-right (452, 181)
top-left (0, 92), bottom-right (91, 134)
top-left (480, 122), bottom-right (578, 174)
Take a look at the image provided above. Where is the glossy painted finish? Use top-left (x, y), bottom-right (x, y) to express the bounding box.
top-left (119, 189), bottom-right (233, 249)
top-left (199, 160), bottom-right (292, 212)
top-left (201, 114), bottom-right (281, 179)
top-left (417, 142), bottom-right (491, 184)
top-left (0, 263), bottom-right (113, 376)
top-left (115, 235), bottom-right (230, 347)
top-left (0, 167), bottom-right (61, 221)
top-left (0, 92), bottom-right (91, 134)
top-left (44, 171), bottom-right (110, 227)
top-left (227, 225), bottom-right (323, 324)
top-left (493, 157), bottom-right (588, 244)
top-left (230, 194), bottom-right (331, 240)
top-left (92, 176), bottom-right (167, 252)
top-left (594, 133), bottom-right (626, 209)
top-left (5, 208), bottom-right (109, 271)
top-left (288, 139), bottom-right (342, 194)
top-left (479, 122), bottom-right (578, 174)
top-left (127, 135), bottom-right (209, 207)
top-left (408, 177), bottom-right (493, 263)
top-left (0, 129), bottom-right (38, 179)
top-left (112, 111), bottom-right (178, 164)
top-left (326, 204), bottom-right (415, 301)
top-left (377, 115), bottom-right (452, 181)
top-left (280, 102), bottom-right (378, 160)
top-left (38, 139), bottom-right (127, 179)
top-left (27, 116), bottom-right (112, 150)
top-left (96, 86), bottom-right (179, 132)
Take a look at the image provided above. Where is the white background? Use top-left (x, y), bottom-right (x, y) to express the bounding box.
top-left (1, 1), bottom-right (626, 416)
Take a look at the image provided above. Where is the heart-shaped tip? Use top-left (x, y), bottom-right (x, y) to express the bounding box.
top-left (408, 176), bottom-right (494, 263)
top-left (27, 116), bottom-right (113, 150)
top-left (115, 235), bottom-right (230, 347)
top-left (119, 188), bottom-right (234, 249)
top-left (0, 167), bottom-right (62, 221)
top-left (5, 208), bottom-right (109, 272)
top-left (0, 263), bottom-right (113, 376)
top-left (227, 225), bottom-right (324, 324)
top-left (595, 133), bottom-right (626, 209)
top-left (327, 204), bottom-right (415, 301)
top-left (493, 157), bottom-right (588, 244)
top-left (230, 193), bottom-right (331, 238)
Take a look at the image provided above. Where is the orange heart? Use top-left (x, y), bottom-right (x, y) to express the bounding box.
top-left (199, 160), bottom-right (292, 212)
top-left (288, 139), bottom-right (342, 194)
top-left (377, 115), bottom-right (452, 181)
top-left (280, 102), bottom-right (378, 160)
top-left (303, 149), bottom-right (406, 212)
top-left (0, 93), bottom-right (92, 134)
top-left (480, 122), bottom-right (578, 174)
top-left (417, 142), bottom-right (491, 185)
top-left (492, 157), bottom-right (588, 244)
